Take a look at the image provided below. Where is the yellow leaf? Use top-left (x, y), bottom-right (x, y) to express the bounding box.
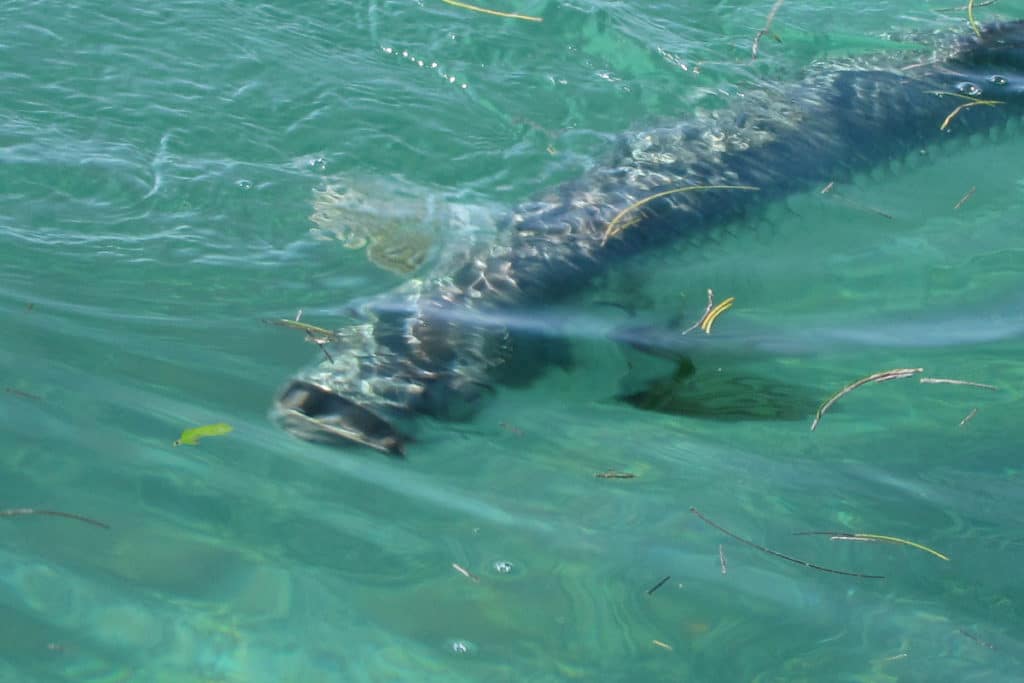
top-left (174, 423), bottom-right (233, 447)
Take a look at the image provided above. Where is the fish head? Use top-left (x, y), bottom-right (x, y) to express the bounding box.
top-left (949, 20), bottom-right (1024, 99)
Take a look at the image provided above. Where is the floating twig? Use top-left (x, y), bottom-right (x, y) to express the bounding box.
top-left (940, 97), bottom-right (1003, 131)
top-left (652, 639), bottom-right (673, 651)
top-left (681, 289), bottom-right (715, 335)
top-left (882, 653), bottom-right (909, 662)
top-left (4, 387), bottom-right (42, 401)
top-left (452, 562), bottom-right (480, 583)
top-left (959, 407), bottom-right (978, 427)
top-left (718, 544), bottom-right (728, 574)
top-left (595, 470), bottom-right (636, 479)
top-left (264, 309), bottom-right (339, 341)
top-left (173, 423), bottom-right (233, 447)
top-left (959, 628), bottom-right (996, 650)
top-left (752, 0), bottom-right (786, 60)
top-left (794, 531), bottom-right (949, 561)
top-left (602, 185), bottom-right (759, 245)
top-left (953, 186), bottom-right (976, 210)
top-left (810, 368), bottom-right (923, 431)
top-left (690, 507), bottom-right (884, 579)
top-left (920, 377), bottom-right (998, 391)
top-left (440, 0), bottom-right (542, 22)
top-left (701, 297), bottom-right (735, 334)
top-left (1, 508), bottom-right (109, 530)
top-left (646, 575), bottom-right (671, 595)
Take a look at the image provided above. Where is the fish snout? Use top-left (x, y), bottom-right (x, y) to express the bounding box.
top-left (274, 380), bottom-right (408, 456)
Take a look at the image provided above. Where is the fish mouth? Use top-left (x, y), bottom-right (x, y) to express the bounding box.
top-left (274, 380), bottom-right (408, 456)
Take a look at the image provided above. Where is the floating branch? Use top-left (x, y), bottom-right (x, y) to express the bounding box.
top-left (646, 575), bottom-right (671, 595)
top-left (959, 628), bottom-right (996, 650)
top-left (810, 367), bottom-right (923, 431)
top-left (953, 186), bottom-right (976, 210)
top-left (173, 423), bottom-right (233, 447)
top-left (749, 0), bottom-right (786, 60)
top-left (441, 0), bottom-right (542, 22)
top-left (794, 531), bottom-right (949, 561)
top-left (264, 309), bottom-right (338, 341)
top-left (652, 640), bottom-right (673, 651)
top-left (690, 507), bottom-right (884, 579)
top-left (602, 185), bottom-right (759, 245)
top-left (1, 508), bottom-right (109, 530)
top-left (920, 377), bottom-right (998, 391)
top-left (935, 0), bottom-right (998, 12)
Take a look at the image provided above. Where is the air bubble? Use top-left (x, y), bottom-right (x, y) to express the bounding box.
top-left (447, 639), bottom-right (477, 655)
top-left (493, 561), bottom-right (513, 574)
top-left (237, 179), bottom-right (253, 190)
top-left (990, 75), bottom-right (1008, 86)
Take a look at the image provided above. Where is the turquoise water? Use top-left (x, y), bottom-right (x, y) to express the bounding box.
top-left (3, 0), bottom-right (1024, 680)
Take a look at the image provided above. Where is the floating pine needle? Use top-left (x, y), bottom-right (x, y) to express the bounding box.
top-left (595, 470), bottom-right (636, 479)
top-left (452, 562), bottom-right (480, 582)
top-left (646, 575), bottom-right (671, 595)
top-left (690, 507), bottom-right (884, 579)
top-left (820, 180), bottom-right (893, 219)
top-left (652, 640), bottom-right (673, 651)
top-left (601, 185), bottom-right (758, 245)
top-left (959, 407), bottom-right (979, 427)
top-left (940, 98), bottom-right (1003, 131)
top-left (751, 0), bottom-right (785, 60)
top-left (967, 0), bottom-right (982, 37)
top-left (700, 297), bottom-right (735, 334)
top-left (1, 508), bottom-right (109, 530)
top-left (920, 377), bottom-right (998, 391)
top-left (794, 531), bottom-right (949, 561)
top-left (953, 185), bottom-right (976, 209)
top-left (440, 0), bottom-right (542, 22)
top-left (935, 0), bottom-right (998, 12)
top-left (681, 289), bottom-right (715, 335)
top-left (810, 367), bottom-right (923, 431)
top-left (173, 423), bottom-right (233, 446)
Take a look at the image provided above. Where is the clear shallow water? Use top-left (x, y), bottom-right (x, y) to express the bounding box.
top-left (3, 1), bottom-right (1024, 681)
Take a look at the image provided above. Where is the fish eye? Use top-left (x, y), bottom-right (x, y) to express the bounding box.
top-left (956, 81), bottom-right (983, 97)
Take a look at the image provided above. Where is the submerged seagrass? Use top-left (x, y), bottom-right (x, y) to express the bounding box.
top-left (275, 21), bottom-right (1024, 455)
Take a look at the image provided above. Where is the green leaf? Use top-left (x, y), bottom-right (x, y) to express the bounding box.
top-left (173, 423), bottom-right (233, 447)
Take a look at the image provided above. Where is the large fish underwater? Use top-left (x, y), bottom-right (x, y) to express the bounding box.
top-left (274, 19), bottom-right (1024, 455)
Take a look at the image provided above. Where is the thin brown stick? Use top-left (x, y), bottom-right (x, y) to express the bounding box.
top-left (0, 508), bottom-right (109, 530)
top-left (752, 0), bottom-right (786, 60)
top-left (811, 368), bottom-right (923, 431)
top-left (940, 98), bottom-right (1002, 130)
top-left (690, 507), bottom-right (885, 579)
top-left (920, 377), bottom-right (998, 391)
top-left (959, 408), bottom-right (979, 427)
top-left (646, 575), bottom-right (671, 595)
top-left (953, 186), bottom-right (976, 209)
